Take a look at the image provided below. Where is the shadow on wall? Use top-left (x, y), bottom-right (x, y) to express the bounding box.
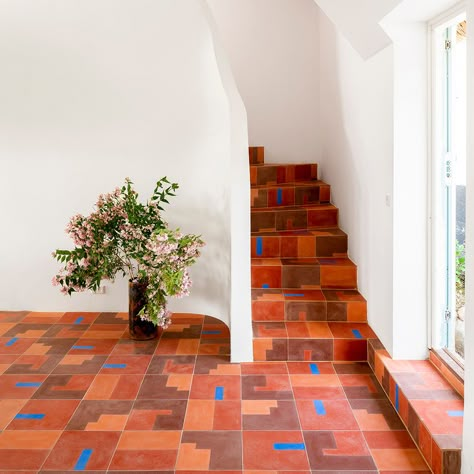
top-left (319, 19), bottom-right (363, 261)
top-left (318, 11), bottom-right (395, 354)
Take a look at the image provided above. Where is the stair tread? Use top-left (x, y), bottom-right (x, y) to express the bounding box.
top-left (251, 228), bottom-right (346, 237)
top-left (251, 203), bottom-right (337, 212)
top-left (251, 257), bottom-right (356, 267)
top-left (253, 321), bottom-right (377, 339)
top-left (251, 162), bottom-right (318, 167)
top-left (251, 180), bottom-right (328, 189)
top-left (251, 288), bottom-right (366, 303)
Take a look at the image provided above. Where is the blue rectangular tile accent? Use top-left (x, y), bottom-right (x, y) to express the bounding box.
top-left (202, 330), bottom-right (221, 335)
top-left (256, 237), bottom-right (263, 256)
top-left (395, 384), bottom-right (399, 412)
top-left (274, 443), bottom-right (305, 451)
top-left (447, 410), bottom-right (464, 417)
top-left (283, 293), bottom-right (305, 297)
top-left (74, 316), bottom-right (84, 325)
top-left (313, 400), bottom-right (326, 415)
top-left (74, 448), bottom-right (93, 471)
top-left (309, 363), bottom-right (320, 375)
top-left (103, 364), bottom-right (126, 369)
top-left (277, 188), bottom-right (283, 205)
top-left (15, 413), bottom-right (45, 419)
top-left (352, 329), bottom-right (363, 339)
top-left (262, 284), bottom-right (270, 289)
top-left (72, 346), bottom-right (95, 350)
top-left (215, 386), bottom-right (224, 400)
top-left (5, 337), bottom-right (18, 346)
top-left (15, 382), bottom-right (42, 387)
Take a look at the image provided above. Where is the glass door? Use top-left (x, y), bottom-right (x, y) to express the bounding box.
top-left (436, 16), bottom-right (467, 360)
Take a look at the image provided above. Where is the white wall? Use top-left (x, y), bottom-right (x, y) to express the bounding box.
top-left (207, 0), bottom-right (321, 163)
top-left (383, 19), bottom-right (429, 359)
top-left (0, 0), bottom-right (251, 355)
top-left (318, 12), bottom-right (395, 354)
top-left (202, 1), bottom-right (253, 362)
top-left (314, 0), bottom-right (402, 59)
top-left (462, 0), bottom-right (474, 468)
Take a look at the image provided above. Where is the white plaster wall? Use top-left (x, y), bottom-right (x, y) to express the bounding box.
top-left (0, 0), bottom-right (238, 332)
top-left (462, 0), bottom-right (474, 467)
top-left (201, 1), bottom-right (253, 362)
top-left (314, 0), bottom-right (402, 59)
top-left (383, 20), bottom-right (429, 360)
top-left (207, 0), bottom-right (321, 164)
top-left (318, 12), bottom-right (395, 354)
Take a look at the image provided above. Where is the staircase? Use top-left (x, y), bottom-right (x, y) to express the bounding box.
top-left (250, 146), bottom-right (376, 362)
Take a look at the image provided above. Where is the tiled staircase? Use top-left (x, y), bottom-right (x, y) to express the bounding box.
top-left (249, 146), bottom-right (464, 474)
top-left (250, 147), bottom-right (376, 362)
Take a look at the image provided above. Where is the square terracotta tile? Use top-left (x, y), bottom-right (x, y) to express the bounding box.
top-left (110, 431), bottom-right (180, 470)
top-left (137, 374), bottom-right (192, 399)
top-left (184, 399), bottom-right (241, 430)
top-left (178, 431), bottom-right (242, 470)
top-left (126, 399), bottom-right (187, 430)
top-left (242, 374), bottom-right (293, 400)
top-left (147, 355), bottom-right (196, 374)
top-left (296, 399), bottom-right (359, 430)
top-left (0, 374), bottom-right (47, 398)
top-left (99, 354), bottom-right (151, 374)
top-left (190, 375), bottom-right (241, 400)
top-left (304, 431), bottom-right (376, 470)
top-left (84, 374), bottom-right (144, 400)
top-left (242, 399), bottom-right (300, 430)
top-left (65, 400), bottom-right (133, 431)
top-left (42, 431), bottom-right (120, 471)
top-left (243, 431), bottom-right (309, 470)
top-left (6, 399), bottom-right (80, 430)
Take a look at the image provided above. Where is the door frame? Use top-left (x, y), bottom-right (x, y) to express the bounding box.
top-left (428, 2), bottom-right (467, 355)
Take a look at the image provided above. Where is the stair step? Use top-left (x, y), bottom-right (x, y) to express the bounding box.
top-left (251, 228), bottom-right (348, 258)
top-left (251, 181), bottom-right (330, 208)
top-left (251, 288), bottom-right (367, 323)
top-left (251, 257), bottom-right (357, 290)
top-left (250, 163), bottom-right (318, 186)
top-left (249, 146), bottom-right (265, 165)
top-left (252, 321), bottom-right (376, 361)
top-left (251, 204), bottom-right (338, 232)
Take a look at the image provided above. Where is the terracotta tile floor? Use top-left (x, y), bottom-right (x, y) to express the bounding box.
top-left (0, 311), bottom-right (430, 473)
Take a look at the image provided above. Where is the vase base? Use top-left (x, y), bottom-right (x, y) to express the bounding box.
top-left (129, 328), bottom-right (160, 341)
top-left (129, 323), bottom-right (162, 341)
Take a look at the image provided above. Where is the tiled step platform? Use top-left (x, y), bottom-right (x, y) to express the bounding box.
top-left (251, 228), bottom-right (348, 258)
top-left (251, 257), bottom-right (358, 290)
top-left (251, 204), bottom-right (339, 232)
top-left (0, 310), bottom-right (431, 473)
top-left (253, 321), bottom-right (377, 362)
top-left (250, 163), bottom-right (318, 186)
top-left (369, 339), bottom-right (464, 474)
top-left (251, 181), bottom-right (331, 208)
top-left (252, 288), bottom-right (367, 322)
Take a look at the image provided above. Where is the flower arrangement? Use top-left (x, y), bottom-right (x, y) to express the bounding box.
top-left (53, 177), bottom-right (204, 328)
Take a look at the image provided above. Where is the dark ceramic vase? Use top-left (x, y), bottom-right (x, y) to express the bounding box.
top-left (128, 279), bottom-right (160, 340)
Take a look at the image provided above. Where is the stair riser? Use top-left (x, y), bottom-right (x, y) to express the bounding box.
top-left (251, 300), bottom-right (367, 322)
top-left (249, 146), bottom-right (264, 165)
top-left (250, 164), bottom-right (317, 186)
top-left (251, 184), bottom-right (330, 208)
top-left (251, 265), bottom-right (357, 290)
top-left (253, 338), bottom-right (367, 362)
top-left (251, 208), bottom-right (338, 232)
top-left (251, 235), bottom-right (348, 258)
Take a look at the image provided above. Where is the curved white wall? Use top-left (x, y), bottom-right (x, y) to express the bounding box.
top-left (207, 0), bottom-right (321, 164)
top-left (0, 0), bottom-right (251, 357)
